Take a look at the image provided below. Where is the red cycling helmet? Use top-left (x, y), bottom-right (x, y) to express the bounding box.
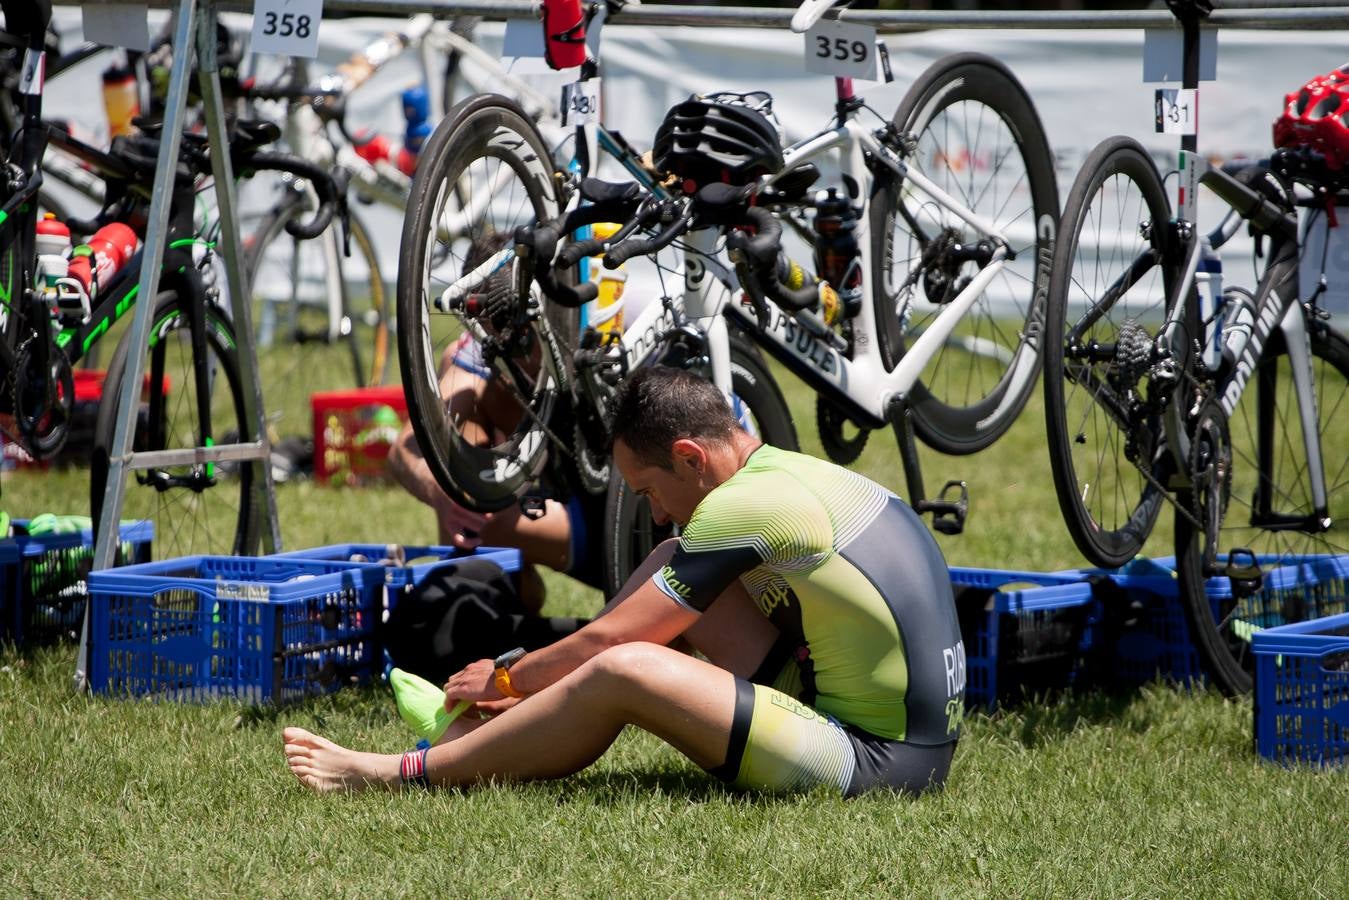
top-left (1273, 64), bottom-right (1349, 169)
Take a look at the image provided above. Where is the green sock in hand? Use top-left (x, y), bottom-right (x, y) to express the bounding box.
top-left (390, 667), bottom-right (472, 744)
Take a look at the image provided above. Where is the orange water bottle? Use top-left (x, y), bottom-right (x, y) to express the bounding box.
top-left (101, 65), bottom-right (140, 138)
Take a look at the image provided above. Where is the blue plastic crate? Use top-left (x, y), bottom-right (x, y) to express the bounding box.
top-left (269, 543), bottom-right (522, 596)
top-left (950, 568), bottom-right (1099, 711)
top-left (1253, 610), bottom-right (1349, 767)
top-left (87, 555), bottom-right (387, 704)
top-left (1079, 559), bottom-right (1207, 688)
top-left (1084, 554), bottom-right (1349, 688)
top-left (0, 519), bottom-right (153, 645)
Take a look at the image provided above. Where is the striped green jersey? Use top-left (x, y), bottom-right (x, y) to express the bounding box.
top-left (654, 444), bottom-right (964, 744)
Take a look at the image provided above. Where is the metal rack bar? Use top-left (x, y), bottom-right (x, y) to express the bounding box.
top-left (78, 0), bottom-right (278, 689)
top-left (63, 1), bottom-right (1349, 30)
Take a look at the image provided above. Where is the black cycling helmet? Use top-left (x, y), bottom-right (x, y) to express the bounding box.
top-left (652, 93), bottom-right (784, 190)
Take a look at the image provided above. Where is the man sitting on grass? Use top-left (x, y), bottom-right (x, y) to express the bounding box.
top-left (284, 366), bottom-right (966, 797)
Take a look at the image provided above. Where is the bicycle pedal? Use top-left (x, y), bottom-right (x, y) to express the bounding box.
top-left (1224, 547), bottom-right (1264, 599)
top-left (915, 480), bottom-right (968, 536)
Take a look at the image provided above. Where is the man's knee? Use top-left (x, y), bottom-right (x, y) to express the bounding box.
top-left (579, 642), bottom-right (670, 695)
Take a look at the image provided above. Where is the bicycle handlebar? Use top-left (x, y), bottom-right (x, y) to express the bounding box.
top-left (244, 152), bottom-right (343, 239)
top-left (516, 194), bottom-right (646, 307)
top-left (604, 203), bottom-right (694, 267)
top-left (726, 206), bottom-right (821, 312)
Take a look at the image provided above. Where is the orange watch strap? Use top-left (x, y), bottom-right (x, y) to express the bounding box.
top-left (494, 666), bottom-right (524, 699)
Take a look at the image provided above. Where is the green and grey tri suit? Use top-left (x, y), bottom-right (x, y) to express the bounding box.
top-left (654, 444), bottom-right (964, 796)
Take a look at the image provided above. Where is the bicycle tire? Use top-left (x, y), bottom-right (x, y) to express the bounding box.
top-left (601, 343), bottom-right (799, 597)
top-left (872, 52), bottom-right (1059, 455)
top-left (90, 291), bottom-right (259, 558)
top-left (397, 93), bottom-right (572, 513)
top-left (244, 191), bottom-right (389, 439)
top-left (1174, 322), bottom-right (1349, 694)
top-left (1043, 136), bottom-right (1175, 568)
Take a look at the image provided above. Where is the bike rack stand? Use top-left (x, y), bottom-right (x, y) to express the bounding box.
top-left (77, 0), bottom-right (281, 689)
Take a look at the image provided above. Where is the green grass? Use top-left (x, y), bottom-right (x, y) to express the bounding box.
top-left (0, 363), bottom-right (1345, 896)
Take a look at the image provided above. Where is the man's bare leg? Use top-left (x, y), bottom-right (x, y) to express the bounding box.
top-left (284, 643), bottom-right (737, 793)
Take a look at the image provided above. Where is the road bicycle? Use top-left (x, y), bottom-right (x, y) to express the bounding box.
top-left (397, 0), bottom-right (1059, 593)
top-left (1041, 0), bottom-right (1347, 693)
top-left (0, 0), bottom-right (339, 560)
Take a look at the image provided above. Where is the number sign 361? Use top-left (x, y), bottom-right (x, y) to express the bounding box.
top-left (804, 19), bottom-right (878, 80)
top-left (251, 0), bottom-right (323, 58)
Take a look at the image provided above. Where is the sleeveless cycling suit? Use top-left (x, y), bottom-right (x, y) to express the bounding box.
top-left (653, 444), bottom-right (964, 796)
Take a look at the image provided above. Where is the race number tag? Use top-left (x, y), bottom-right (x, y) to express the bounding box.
top-left (251, 0), bottom-right (323, 58)
top-left (804, 19), bottom-right (878, 80)
top-left (1155, 88), bottom-right (1197, 135)
top-left (561, 79), bottom-right (600, 127)
top-left (82, 3), bottom-right (151, 52)
top-left (18, 50), bottom-right (44, 96)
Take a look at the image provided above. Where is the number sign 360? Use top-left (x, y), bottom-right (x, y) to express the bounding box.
top-left (251, 0), bottom-right (323, 58)
top-left (804, 19), bottom-right (878, 80)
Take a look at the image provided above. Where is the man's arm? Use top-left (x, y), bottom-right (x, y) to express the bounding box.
top-left (443, 576), bottom-right (699, 703)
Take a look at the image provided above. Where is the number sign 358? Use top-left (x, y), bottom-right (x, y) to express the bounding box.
top-left (251, 0), bottom-right (323, 58)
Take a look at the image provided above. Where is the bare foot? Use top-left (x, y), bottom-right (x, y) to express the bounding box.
top-left (282, 727), bottom-right (400, 794)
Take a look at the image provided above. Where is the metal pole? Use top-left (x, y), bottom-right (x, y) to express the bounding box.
top-left (196, 0), bottom-right (281, 554)
top-left (80, 0), bottom-right (198, 689)
top-left (59, 1), bottom-right (1349, 31)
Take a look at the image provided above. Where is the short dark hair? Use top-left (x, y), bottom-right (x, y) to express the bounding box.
top-left (609, 366), bottom-right (741, 468)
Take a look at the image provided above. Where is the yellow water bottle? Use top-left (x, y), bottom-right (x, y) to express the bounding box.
top-left (589, 222), bottom-right (627, 337)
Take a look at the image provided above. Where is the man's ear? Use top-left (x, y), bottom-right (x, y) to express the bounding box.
top-left (670, 438), bottom-right (708, 475)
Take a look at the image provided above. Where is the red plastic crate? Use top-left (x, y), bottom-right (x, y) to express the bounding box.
top-left (311, 386), bottom-right (408, 486)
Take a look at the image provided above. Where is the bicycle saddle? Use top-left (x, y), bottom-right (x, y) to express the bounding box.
top-left (790, 0), bottom-right (877, 34)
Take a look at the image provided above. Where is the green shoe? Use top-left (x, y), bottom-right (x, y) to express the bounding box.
top-left (390, 667), bottom-right (473, 744)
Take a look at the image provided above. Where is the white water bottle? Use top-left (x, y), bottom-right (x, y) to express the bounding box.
top-left (1195, 237), bottom-right (1224, 371)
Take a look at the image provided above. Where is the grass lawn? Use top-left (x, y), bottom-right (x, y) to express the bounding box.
top-left (0, 361), bottom-right (1344, 896)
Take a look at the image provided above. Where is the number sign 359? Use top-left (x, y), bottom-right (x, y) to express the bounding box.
top-left (251, 0), bottom-right (323, 58)
top-left (804, 19), bottom-right (878, 80)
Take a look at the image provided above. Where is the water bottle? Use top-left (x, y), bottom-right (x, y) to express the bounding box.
top-left (396, 86), bottom-right (432, 177)
top-left (35, 214), bottom-right (72, 297)
top-left (101, 64), bottom-right (140, 139)
top-left (589, 222), bottom-right (627, 337)
top-left (1195, 236), bottom-right (1224, 371)
top-left (1220, 292), bottom-right (1256, 374)
top-left (61, 223), bottom-right (139, 320)
top-left (812, 188), bottom-right (863, 319)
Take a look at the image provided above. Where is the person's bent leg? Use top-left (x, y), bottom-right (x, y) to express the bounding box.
top-left (283, 643), bottom-right (738, 794)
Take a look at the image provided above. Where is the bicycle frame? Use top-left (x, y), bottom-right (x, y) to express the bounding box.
top-left (718, 84), bottom-right (1024, 430)
top-left (1156, 156), bottom-right (1330, 526)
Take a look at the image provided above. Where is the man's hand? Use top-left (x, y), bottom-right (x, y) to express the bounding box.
top-left (437, 503), bottom-right (488, 551)
top-left (443, 658), bottom-right (501, 706)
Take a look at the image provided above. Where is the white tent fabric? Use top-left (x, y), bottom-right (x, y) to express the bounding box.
top-left (43, 11), bottom-right (1349, 312)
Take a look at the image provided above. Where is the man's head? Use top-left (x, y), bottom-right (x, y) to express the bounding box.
top-left (609, 366), bottom-right (757, 526)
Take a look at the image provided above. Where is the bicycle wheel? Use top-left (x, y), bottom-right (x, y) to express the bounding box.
top-left (90, 291), bottom-right (259, 558)
top-left (244, 190), bottom-right (389, 441)
top-left (601, 343), bottom-right (799, 596)
top-left (872, 52), bottom-right (1059, 455)
top-left (1175, 321), bottom-right (1349, 694)
top-left (1043, 136), bottom-right (1176, 568)
top-left (398, 93), bottom-right (572, 513)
